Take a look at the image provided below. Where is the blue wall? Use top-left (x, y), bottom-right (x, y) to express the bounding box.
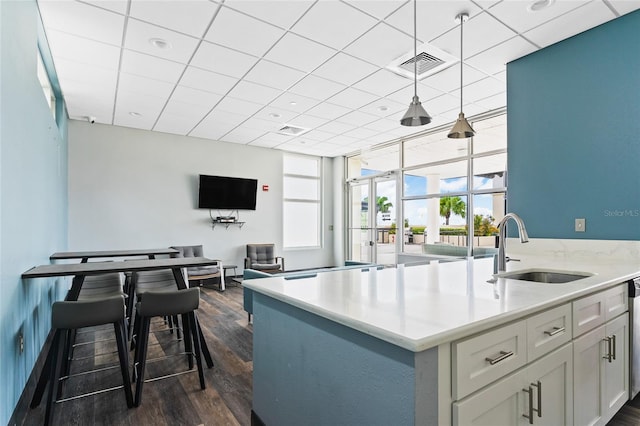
top-left (0, 1), bottom-right (68, 423)
top-left (507, 11), bottom-right (640, 240)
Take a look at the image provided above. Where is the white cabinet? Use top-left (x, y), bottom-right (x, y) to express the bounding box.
top-left (573, 312), bottom-right (629, 426)
top-left (453, 343), bottom-right (573, 425)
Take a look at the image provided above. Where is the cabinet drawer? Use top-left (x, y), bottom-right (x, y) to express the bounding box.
top-left (527, 303), bottom-right (572, 361)
top-left (452, 320), bottom-right (527, 399)
top-left (573, 284), bottom-right (628, 337)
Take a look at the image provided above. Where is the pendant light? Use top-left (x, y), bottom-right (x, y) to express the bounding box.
top-left (400, 0), bottom-right (431, 127)
top-left (448, 13), bottom-right (475, 139)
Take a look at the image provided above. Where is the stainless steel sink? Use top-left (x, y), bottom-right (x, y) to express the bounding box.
top-left (495, 269), bottom-right (592, 283)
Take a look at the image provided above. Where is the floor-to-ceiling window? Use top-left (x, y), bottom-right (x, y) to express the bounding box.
top-left (346, 111), bottom-right (506, 261)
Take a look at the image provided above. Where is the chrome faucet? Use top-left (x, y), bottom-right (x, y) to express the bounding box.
top-left (496, 213), bottom-right (529, 272)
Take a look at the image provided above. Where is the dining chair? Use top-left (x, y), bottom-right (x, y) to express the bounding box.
top-left (170, 245), bottom-right (224, 290)
top-left (42, 295), bottom-right (133, 425)
top-left (132, 288), bottom-right (206, 406)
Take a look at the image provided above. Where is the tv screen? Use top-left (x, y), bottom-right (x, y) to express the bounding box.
top-left (198, 175), bottom-right (257, 210)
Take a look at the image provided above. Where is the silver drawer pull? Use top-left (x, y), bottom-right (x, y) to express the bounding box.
top-left (543, 326), bottom-right (565, 336)
top-left (612, 334), bottom-right (616, 361)
top-left (522, 386), bottom-right (534, 424)
top-left (532, 380), bottom-right (542, 418)
top-left (603, 336), bottom-right (613, 362)
top-left (486, 350), bottom-right (514, 365)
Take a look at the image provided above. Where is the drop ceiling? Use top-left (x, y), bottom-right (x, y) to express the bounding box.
top-left (38, 0), bottom-right (640, 157)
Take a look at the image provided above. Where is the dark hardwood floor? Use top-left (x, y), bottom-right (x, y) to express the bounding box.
top-left (22, 283), bottom-right (252, 426)
top-left (19, 281), bottom-right (640, 426)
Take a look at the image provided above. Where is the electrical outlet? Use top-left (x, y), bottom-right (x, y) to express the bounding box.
top-left (329, 225), bottom-right (334, 231)
top-left (19, 334), bottom-right (24, 353)
top-left (575, 218), bottom-right (586, 232)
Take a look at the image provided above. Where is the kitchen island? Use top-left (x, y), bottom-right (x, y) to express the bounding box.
top-left (244, 239), bottom-right (640, 425)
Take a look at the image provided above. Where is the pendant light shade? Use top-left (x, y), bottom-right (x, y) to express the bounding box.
top-left (400, 0), bottom-right (431, 127)
top-left (448, 13), bottom-right (475, 139)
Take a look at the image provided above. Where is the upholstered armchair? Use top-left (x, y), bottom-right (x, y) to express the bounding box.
top-left (170, 245), bottom-right (225, 290)
top-left (245, 243), bottom-right (284, 273)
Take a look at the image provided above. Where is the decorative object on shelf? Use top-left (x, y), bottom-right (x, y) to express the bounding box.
top-left (448, 13), bottom-right (476, 139)
top-left (400, 0), bottom-right (431, 127)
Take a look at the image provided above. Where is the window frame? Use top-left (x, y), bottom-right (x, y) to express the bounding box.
top-left (283, 154), bottom-right (322, 249)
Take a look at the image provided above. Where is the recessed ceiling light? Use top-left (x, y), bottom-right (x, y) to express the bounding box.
top-left (269, 113), bottom-right (281, 118)
top-left (129, 112), bottom-right (142, 117)
top-left (378, 106), bottom-right (389, 112)
top-left (527, 0), bottom-right (555, 12)
top-left (149, 38), bottom-right (171, 49)
top-left (289, 101), bottom-right (297, 106)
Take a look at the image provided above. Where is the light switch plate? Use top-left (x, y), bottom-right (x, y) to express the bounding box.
top-left (575, 218), bottom-right (586, 232)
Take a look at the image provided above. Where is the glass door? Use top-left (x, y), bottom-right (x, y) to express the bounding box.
top-left (347, 175), bottom-right (398, 265)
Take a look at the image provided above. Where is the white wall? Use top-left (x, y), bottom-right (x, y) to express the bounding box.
top-left (68, 121), bottom-right (335, 271)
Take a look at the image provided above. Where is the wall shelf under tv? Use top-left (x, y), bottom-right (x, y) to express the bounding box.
top-left (209, 210), bottom-right (245, 230)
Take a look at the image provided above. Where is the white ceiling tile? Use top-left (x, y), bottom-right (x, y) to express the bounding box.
top-left (170, 85), bottom-right (223, 109)
top-left (422, 93), bottom-right (460, 115)
top-left (226, 81), bottom-right (282, 105)
top-left (224, 0), bottom-right (315, 30)
top-left (120, 50), bottom-right (186, 83)
top-left (124, 19), bottom-right (199, 64)
top-left (215, 97), bottom-right (264, 116)
top-left (343, 22), bottom-right (415, 67)
top-left (249, 133), bottom-right (295, 148)
top-left (161, 98), bottom-right (211, 120)
top-left (342, 126), bottom-right (381, 140)
top-left (286, 115), bottom-right (329, 129)
top-left (129, 0), bottom-right (220, 38)
top-left (360, 98), bottom-right (408, 118)
top-left (324, 135), bottom-right (361, 146)
top-left (430, 11), bottom-right (517, 59)
top-left (291, 1), bottom-right (378, 50)
top-left (253, 106), bottom-right (298, 123)
top-left (327, 87), bottom-right (379, 109)
top-left (38, 1), bottom-right (125, 45)
top-left (363, 118), bottom-right (401, 133)
top-left (113, 112), bottom-right (155, 131)
top-left (489, 0), bottom-right (592, 34)
top-left (523, 1), bottom-right (618, 48)
top-left (466, 36), bottom-right (537, 75)
top-left (288, 75), bottom-right (347, 101)
top-left (493, 70), bottom-right (506, 82)
top-left (305, 102), bottom-right (352, 121)
top-left (64, 94), bottom-right (114, 123)
top-left (205, 6), bottom-right (285, 57)
top-left (363, 132), bottom-right (398, 145)
top-left (313, 52), bottom-right (379, 86)
top-left (344, 0), bottom-right (408, 20)
top-left (118, 72), bottom-right (175, 99)
top-left (475, 91), bottom-right (506, 110)
top-left (45, 30), bottom-right (120, 70)
top-left (242, 117), bottom-right (282, 132)
top-left (420, 64), bottom-right (489, 93)
top-left (608, 1), bottom-right (640, 16)
top-left (451, 76), bottom-right (506, 103)
top-left (82, 0), bottom-right (129, 15)
top-left (336, 110), bottom-right (379, 127)
top-left (53, 58), bottom-right (118, 88)
top-left (222, 127), bottom-right (267, 144)
top-left (384, 1), bottom-right (483, 43)
top-left (244, 60), bottom-right (306, 90)
top-left (191, 41), bottom-right (259, 78)
top-left (264, 32), bottom-right (336, 72)
top-left (318, 121), bottom-right (357, 135)
top-left (301, 129), bottom-right (338, 142)
top-left (269, 93), bottom-right (321, 114)
top-left (353, 69), bottom-right (412, 97)
top-left (179, 67), bottom-right (239, 95)
top-left (154, 113), bottom-right (201, 135)
top-left (387, 84), bottom-right (444, 105)
top-left (190, 111), bottom-right (245, 139)
top-left (116, 87), bottom-right (167, 115)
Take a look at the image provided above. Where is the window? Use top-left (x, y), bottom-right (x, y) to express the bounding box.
top-left (283, 154), bottom-right (321, 248)
top-left (37, 48), bottom-right (57, 121)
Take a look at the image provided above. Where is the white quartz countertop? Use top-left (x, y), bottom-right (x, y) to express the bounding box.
top-left (243, 239), bottom-right (640, 352)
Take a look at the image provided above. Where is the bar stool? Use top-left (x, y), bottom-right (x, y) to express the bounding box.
top-left (44, 295), bottom-right (133, 425)
top-left (132, 288), bottom-right (205, 406)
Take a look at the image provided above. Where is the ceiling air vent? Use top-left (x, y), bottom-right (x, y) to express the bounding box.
top-left (277, 125), bottom-right (309, 136)
top-left (387, 43), bottom-right (457, 81)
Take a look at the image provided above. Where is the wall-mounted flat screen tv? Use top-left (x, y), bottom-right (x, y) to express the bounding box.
top-left (198, 174), bottom-right (258, 210)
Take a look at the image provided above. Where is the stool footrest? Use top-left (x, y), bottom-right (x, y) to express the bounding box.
top-left (56, 384), bottom-right (125, 404)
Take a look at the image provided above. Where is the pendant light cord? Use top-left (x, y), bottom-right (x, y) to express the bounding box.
top-left (413, 0), bottom-right (417, 99)
top-left (460, 16), bottom-right (463, 112)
